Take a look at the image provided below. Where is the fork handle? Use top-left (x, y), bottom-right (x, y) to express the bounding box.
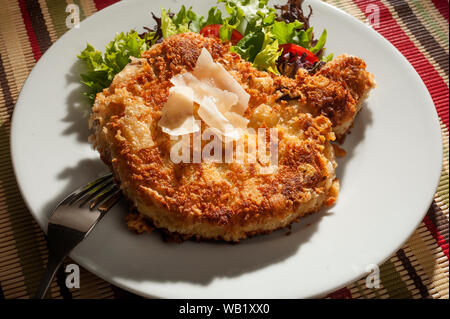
top-left (34, 249), bottom-right (66, 299)
top-left (34, 224), bottom-right (82, 299)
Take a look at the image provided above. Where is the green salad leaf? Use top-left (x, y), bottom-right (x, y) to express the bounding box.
top-left (218, 0), bottom-right (276, 36)
top-left (310, 29), bottom-right (327, 54)
top-left (78, 31), bottom-right (148, 101)
top-left (161, 6), bottom-right (222, 37)
top-left (219, 0), bottom-right (280, 73)
top-left (161, 8), bottom-right (179, 38)
top-left (186, 8), bottom-right (206, 33)
top-left (231, 30), bottom-right (265, 61)
top-left (173, 6), bottom-right (204, 33)
top-left (217, 1), bottom-right (245, 41)
top-left (272, 20), bottom-right (304, 45)
top-left (322, 53), bottom-right (334, 62)
top-left (220, 0), bottom-right (275, 29)
top-left (205, 7), bottom-right (223, 26)
top-left (253, 32), bottom-right (282, 75)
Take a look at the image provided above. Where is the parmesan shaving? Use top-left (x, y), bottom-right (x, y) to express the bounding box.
top-left (158, 85), bottom-right (200, 136)
top-left (158, 48), bottom-right (250, 139)
top-left (171, 72), bottom-right (238, 114)
top-left (193, 48), bottom-right (250, 115)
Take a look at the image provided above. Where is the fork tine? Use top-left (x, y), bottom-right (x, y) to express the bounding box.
top-left (61, 174), bottom-right (113, 206)
top-left (97, 189), bottom-right (123, 214)
top-left (75, 179), bottom-right (115, 208)
top-left (89, 184), bottom-right (120, 210)
top-left (60, 193), bottom-right (77, 206)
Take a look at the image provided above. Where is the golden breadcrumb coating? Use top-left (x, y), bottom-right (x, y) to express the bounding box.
top-left (90, 33), bottom-right (373, 241)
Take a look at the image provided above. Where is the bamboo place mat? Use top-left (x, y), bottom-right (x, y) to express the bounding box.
top-left (0, 0), bottom-right (448, 299)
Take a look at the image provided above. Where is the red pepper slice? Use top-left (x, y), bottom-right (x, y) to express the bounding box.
top-left (279, 44), bottom-right (319, 64)
top-left (199, 24), bottom-right (244, 45)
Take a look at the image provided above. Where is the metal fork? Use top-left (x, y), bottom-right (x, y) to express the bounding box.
top-left (34, 173), bottom-right (122, 299)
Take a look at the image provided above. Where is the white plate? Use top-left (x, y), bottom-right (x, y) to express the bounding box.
top-left (11, 0), bottom-right (442, 298)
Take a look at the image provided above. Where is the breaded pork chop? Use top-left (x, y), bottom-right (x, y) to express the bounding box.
top-left (89, 33), bottom-right (372, 241)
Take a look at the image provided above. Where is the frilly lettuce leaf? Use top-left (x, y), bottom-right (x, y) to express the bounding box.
top-left (161, 8), bottom-right (179, 38)
top-left (220, 0), bottom-right (275, 27)
top-left (272, 20), bottom-right (304, 45)
top-left (218, 0), bottom-right (276, 36)
top-left (78, 31), bottom-right (148, 101)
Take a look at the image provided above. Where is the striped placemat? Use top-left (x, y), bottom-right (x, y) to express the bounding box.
top-left (0, 0), bottom-right (448, 299)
